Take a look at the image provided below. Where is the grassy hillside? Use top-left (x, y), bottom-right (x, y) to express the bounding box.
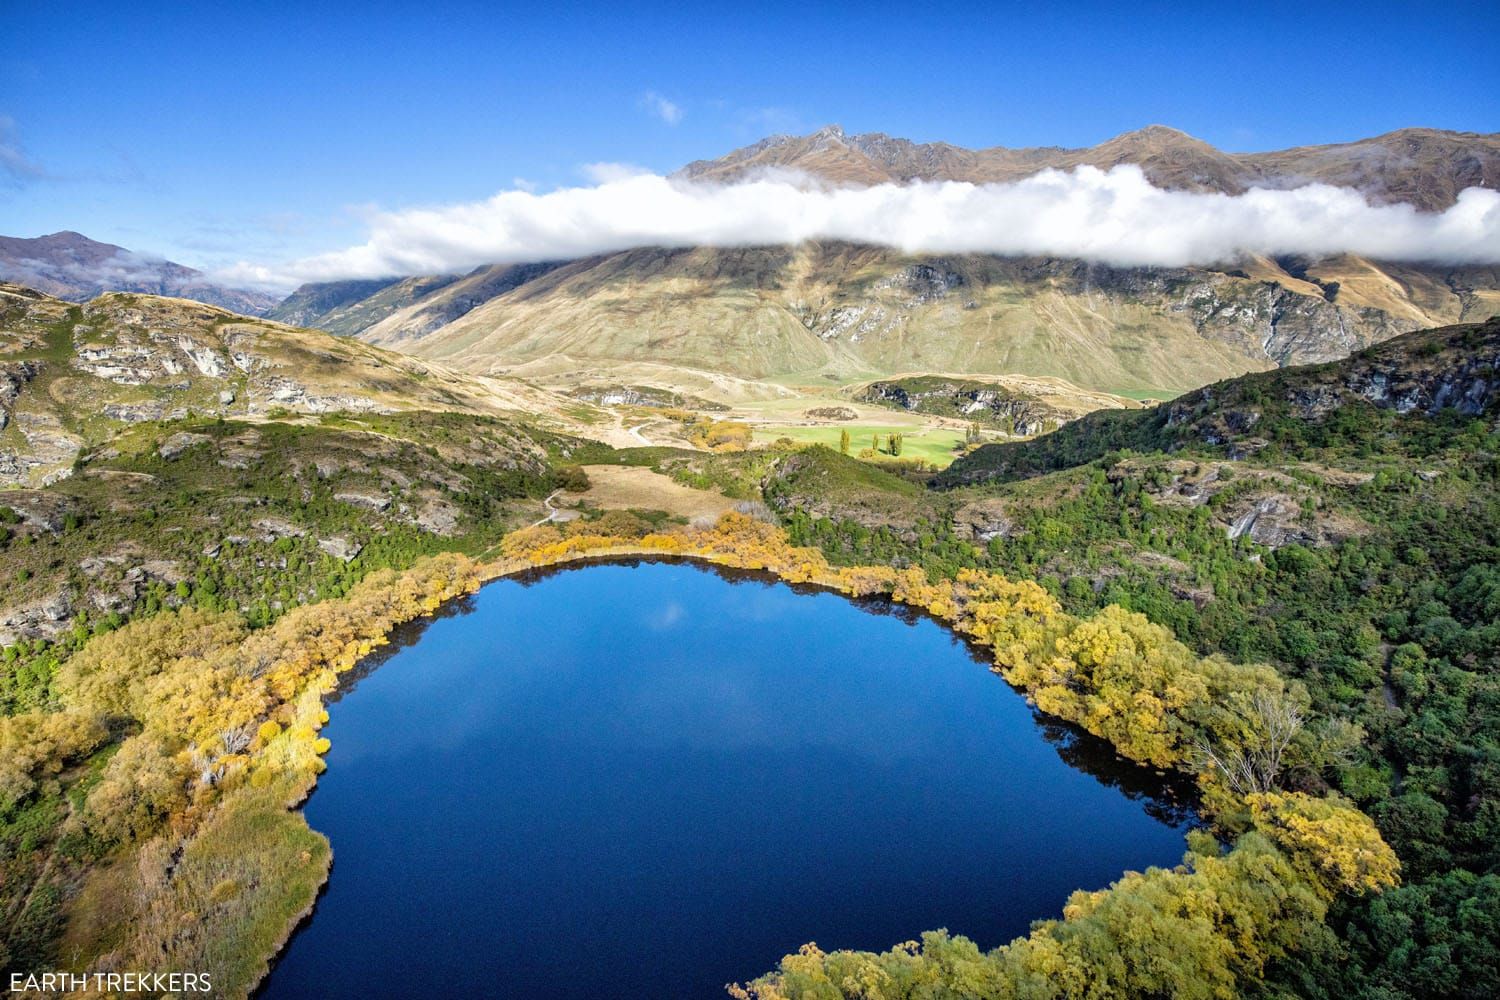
top-left (0, 283), bottom-right (589, 486)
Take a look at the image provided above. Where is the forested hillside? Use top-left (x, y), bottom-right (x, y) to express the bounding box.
top-left (751, 317), bottom-right (1500, 997)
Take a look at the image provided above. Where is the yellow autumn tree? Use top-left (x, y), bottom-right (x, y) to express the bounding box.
top-left (1247, 791), bottom-right (1401, 897)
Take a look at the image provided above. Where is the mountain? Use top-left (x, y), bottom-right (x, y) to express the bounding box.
top-left (677, 124), bottom-right (1500, 211)
top-left (265, 273), bottom-right (461, 336)
top-left (264, 277), bottom-right (405, 328)
top-left (356, 261), bottom-right (570, 346)
top-left (348, 242), bottom-right (1497, 396)
top-left (0, 283), bottom-right (584, 487)
top-left (260, 126), bottom-right (1500, 396)
top-left (0, 231), bottom-right (279, 315)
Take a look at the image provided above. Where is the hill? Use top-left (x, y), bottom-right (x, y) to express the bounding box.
top-left (0, 232), bottom-right (278, 315)
top-left (0, 283), bottom-right (587, 487)
top-left (937, 315), bottom-right (1500, 485)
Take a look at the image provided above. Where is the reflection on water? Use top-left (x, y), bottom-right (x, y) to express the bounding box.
top-left (262, 559), bottom-right (1197, 1000)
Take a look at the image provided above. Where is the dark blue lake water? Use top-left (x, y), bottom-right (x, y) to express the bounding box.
top-left (260, 559), bottom-right (1194, 999)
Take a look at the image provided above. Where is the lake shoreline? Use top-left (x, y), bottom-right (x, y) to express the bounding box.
top-left (258, 554), bottom-right (1199, 998)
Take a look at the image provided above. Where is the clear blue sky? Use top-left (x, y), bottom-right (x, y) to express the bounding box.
top-left (4, 0), bottom-right (1496, 271)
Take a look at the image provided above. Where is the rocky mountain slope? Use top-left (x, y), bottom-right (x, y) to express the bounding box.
top-left (678, 125), bottom-right (1500, 211)
top-left (0, 231), bottom-right (278, 315)
top-left (343, 243), bottom-right (1497, 395)
top-left (0, 283), bottom-right (583, 487)
top-left (265, 273), bottom-right (464, 336)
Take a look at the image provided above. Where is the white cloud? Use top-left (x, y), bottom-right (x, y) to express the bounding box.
top-left (579, 161), bottom-right (652, 184)
top-left (640, 91), bottom-right (683, 125)
top-left (215, 165), bottom-right (1500, 292)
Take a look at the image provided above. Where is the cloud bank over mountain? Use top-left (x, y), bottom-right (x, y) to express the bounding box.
top-left (220, 165), bottom-right (1500, 291)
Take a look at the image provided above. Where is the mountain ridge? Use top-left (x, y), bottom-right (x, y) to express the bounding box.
top-left (677, 124), bottom-right (1500, 211)
top-left (0, 231), bottom-right (278, 316)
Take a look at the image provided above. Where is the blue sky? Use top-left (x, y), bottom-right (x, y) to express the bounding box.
top-left (4, 1), bottom-right (1496, 274)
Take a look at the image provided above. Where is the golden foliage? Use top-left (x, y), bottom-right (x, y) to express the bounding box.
top-left (0, 711), bottom-right (109, 810)
top-left (27, 553), bottom-right (481, 996)
top-left (1248, 791), bottom-right (1401, 897)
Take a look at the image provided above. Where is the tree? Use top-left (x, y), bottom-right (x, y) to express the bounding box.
top-left (1193, 688), bottom-right (1305, 795)
top-left (839, 428), bottom-right (850, 455)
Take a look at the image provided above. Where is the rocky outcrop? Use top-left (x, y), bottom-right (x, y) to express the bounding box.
top-left (317, 536), bottom-right (363, 561)
top-left (1105, 458), bottom-right (1365, 549)
top-left (0, 360), bottom-right (41, 428)
top-left (159, 431), bottom-right (212, 460)
top-left (252, 517), bottom-right (307, 541)
top-left (333, 491), bottom-right (391, 512)
top-left (860, 379), bottom-right (1064, 435)
top-left (0, 587), bottom-right (73, 645)
top-left (254, 377), bottom-right (390, 415)
top-left (0, 284), bottom-right (553, 486)
top-left (950, 497), bottom-right (1017, 542)
top-left (3, 413), bottom-right (81, 486)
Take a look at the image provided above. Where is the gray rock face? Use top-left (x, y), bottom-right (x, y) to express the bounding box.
top-left (318, 536), bottom-right (363, 561)
top-left (860, 380), bottom-right (1061, 435)
top-left (103, 401), bottom-right (190, 423)
top-left (334, 491), bottom-right (391, 512)
top-left (0, 360), bottom-right (42, 429)
top-left (159, 431), bottom-right (212, 460)
top-left (0, 587), bottom-right (74, 645)
top-left (2, 412), bottom-right (82, 486)
top-left (413, 499), bottom-right (460, 535)
top-left (951, 498), bottom-right (1017, 542)
top-left (1103, 458), bottom-right (1364, 550)
top-left (252, 517), bottom-right (306, 541)
top-left (255, 377), bottom-right (389, 415)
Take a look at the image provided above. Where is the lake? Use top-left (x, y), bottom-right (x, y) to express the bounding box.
top-left (260, 559), bottom-right (1195, 999)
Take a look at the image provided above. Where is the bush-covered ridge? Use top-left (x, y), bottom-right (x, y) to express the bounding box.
top-left (939, 315), bottom-right (1500, 485)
